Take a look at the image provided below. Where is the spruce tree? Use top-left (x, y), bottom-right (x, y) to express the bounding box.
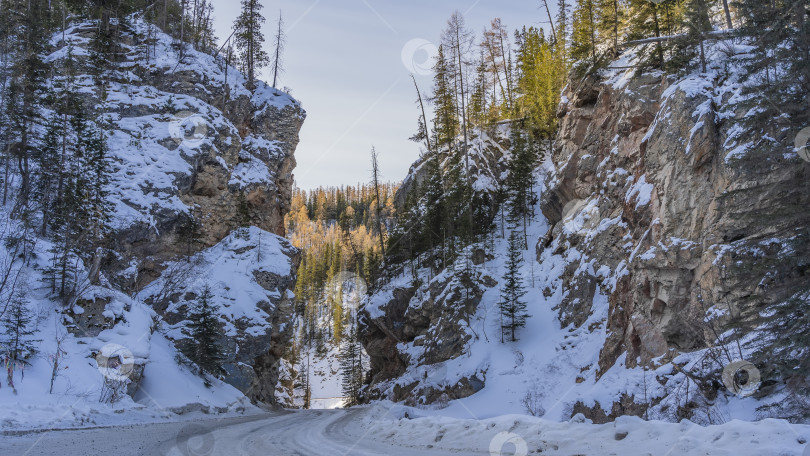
top-left (431, 45), bottom-right (459, 149)
top-left (233, 0), bottom-right (269, 88)
top-left (506, 125), bottom-right (538, 248)
top-left (596, 0), bottom-right (624, 56)
top-left (1, 289), bottom-right (39, 393)
top-left (572, 0), bottom-right (598, 63)
top-left (499, 229), bottom-right (529, 342)
top-left (339, 325), bottom-right (363, 406)
top-left (736, 0), bottom-right (810, 136)
top-left (184, 286), bottom-right (225, 385)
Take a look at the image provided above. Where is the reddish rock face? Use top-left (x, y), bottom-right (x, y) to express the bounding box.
top-left (543, 68), bottom-right (809, 387)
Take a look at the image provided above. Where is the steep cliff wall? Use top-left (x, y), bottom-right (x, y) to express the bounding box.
top-left (42, 16), bottom-right (305, 406)
top-left (544, 51), bottom-right (809, 378)
top-left (46, 20), bottom-right (304, 290)
top-left (360, 45), bottom-right (810, 423)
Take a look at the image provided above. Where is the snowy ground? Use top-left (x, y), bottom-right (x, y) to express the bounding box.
top-left (3, 403), bottom-right (808, 455)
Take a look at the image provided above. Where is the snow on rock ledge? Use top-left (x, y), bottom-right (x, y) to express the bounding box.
top-left (46, 17), bottom-right (305, 294)
top-left (141, 227), bottom-right (300, 404)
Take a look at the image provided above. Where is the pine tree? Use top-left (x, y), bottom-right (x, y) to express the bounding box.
top-left (515, 26), bottom-right (565, 140)
top-left (596, 0), bottom-right (624, 56)
top-left (339, 325), bottom-right (363, 406)
top-left (430, 45), bottom-right (459, 149)
top-left (572, 0), bottom-right (598, 63)
top-left (481, 18), bottom-right (514, 112)
top-left (233, 0), bottom-right (269, 88)
top-left (184, 286), bottom-right (225, 385)
top-left (736, 0), bottom-right (810, 135)
top-left (499, 229), bottom-right (529, 342)
top-left (626, 0), bottom-right (667, 68)
top-left (682, 0), bottom-right (713, 72)
top-left (752, 292), bottom-right (810, 420)
top-left (469, 56), bottom-right (489, 127)
top-left (1, 289), bottom-right (39, 393)
top-left (3, 0), bottom-right (50, 213)
top-left (506, 124), bottom-right (538, 247)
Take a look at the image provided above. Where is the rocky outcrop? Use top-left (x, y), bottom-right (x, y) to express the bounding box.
top-left (394, 126), bottom-right (510, 208)
top-left (49, 20), bottom-right (305, 293)
top-left (48, 18), bottom-right (304, 406)
top-left (540, 60), bottom-right (810, 415)
top-left (142, 227), bottom-right (300, 404)
top-left (360, 259), bottom-right (495, 405)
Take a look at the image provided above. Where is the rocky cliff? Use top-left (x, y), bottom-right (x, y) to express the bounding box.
top-left (360, 45), bottom-right (810, 423)
top-left (540, 49), bottom-right (810, 419)
top-left (45, 20), bottom-right (304, 291)
top-left (49, 16), bottom-right (305, 405)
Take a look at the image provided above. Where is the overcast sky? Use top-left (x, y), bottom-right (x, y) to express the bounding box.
top-left (209, 0), bottom-right (553, 190)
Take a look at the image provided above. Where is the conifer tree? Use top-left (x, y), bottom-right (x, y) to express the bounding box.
top-left (469, 56), bottom-right (489, 127)
top-left (184, 286), bottom-right (225, 385)
top-left (506, 124), bottom-right (538, 247)
top-left (233, 0), bottom-right (269, 88)
top-left (339, 324), bottom-right (363, 406)
top-left (596, 0), bottom-right (624, 56)
top-left (572, 0), bottom-right (598, 63)
top-left (1, 289), bottom-right (39, 393)
top-left (736, 0), bottom-right (810, 132)
top-left (498, 229), bottom-right (528, 342)
top-left (430, 45), bottom-right (459, 149)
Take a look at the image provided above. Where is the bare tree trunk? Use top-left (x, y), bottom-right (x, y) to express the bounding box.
top-left (722, 0), bottom-right (733, 29)
top-left (541, 0), bottom-right (557, 44)
top-left (453, 25), bottom-right (473, 240)
top-left (272, 11), bottom-right (284, 88)
top-left (371, 147), bottom-right (386, 259)
top-left (411, 74), bottom-right (432, 154)
top-left (652, 5), bottom-right (664, 67)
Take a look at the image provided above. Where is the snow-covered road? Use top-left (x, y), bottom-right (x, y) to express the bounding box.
top-left (1, 409), bottom-right (466, 456)
top-left (3, 405), bottom-right (809, 455)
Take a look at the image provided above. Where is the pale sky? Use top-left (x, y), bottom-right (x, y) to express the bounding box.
top-left (209, 0), bottom-right (553, 190)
